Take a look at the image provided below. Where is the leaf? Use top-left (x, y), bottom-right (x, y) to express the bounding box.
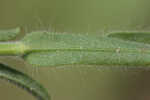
top-left (107, 31), bottom-right (150, 44)
top-left (0, 27), bottom-right (20, 41)
top-left (24, 51), bottom-right (150, 67)
top-left (22, 31), bottom-right (150, 51)
top-left (0, 63), bottom-right (50, 100)
top-left (21, 31), bottom-right (150, 67)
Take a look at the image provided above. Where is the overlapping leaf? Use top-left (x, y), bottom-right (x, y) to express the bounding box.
top-left (108, 31), bottom-right (150, 44)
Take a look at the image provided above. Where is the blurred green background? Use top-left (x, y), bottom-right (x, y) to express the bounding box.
top-left (0, 0), bottom-right (150, 100)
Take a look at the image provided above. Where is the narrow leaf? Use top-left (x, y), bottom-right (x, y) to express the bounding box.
top-left (0, 63), bottom-right (50, 100)
top-left (22, 31), bottom-right (150, 52)
top-left (24, 51), bottom-right (150, 67)
top-left (107, 31), bottom-right (150, 44)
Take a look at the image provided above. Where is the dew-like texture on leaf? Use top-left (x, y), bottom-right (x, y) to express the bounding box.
top-left (108, 32), bottom-right (150, 44)
top-left (21, 31), bottom-right (150, 67)
top-left (22, 31), bottom-right (150, 51)
top-left (24, 51), bottom-right (150, 67)
top-left (0, 27), bottom-right (20, 41)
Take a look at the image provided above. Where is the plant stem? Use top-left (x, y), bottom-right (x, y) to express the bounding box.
top-left (0, 42), bottom-right (25, 55)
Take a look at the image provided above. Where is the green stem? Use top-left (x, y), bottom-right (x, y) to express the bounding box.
top-left (0, 42), bottom-right (25, 55)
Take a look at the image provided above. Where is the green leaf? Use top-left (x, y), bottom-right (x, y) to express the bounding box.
top-left (0, 27), bottom-right (20, 41)
top-left (24, 51), bottom-right (150, 67)
top-left (107, 31), bottom-right (150, 44)
top-left (21, 31), bottom-right (150, 67)
top-left (22, 31), bottom-right (150, 52)
top-left (0, 63), bottom-right (50, 100)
